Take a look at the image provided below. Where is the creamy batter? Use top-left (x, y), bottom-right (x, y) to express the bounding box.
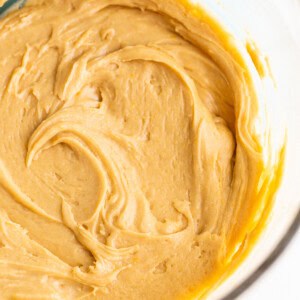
top-left (0, 0), bottom-right (284, 299)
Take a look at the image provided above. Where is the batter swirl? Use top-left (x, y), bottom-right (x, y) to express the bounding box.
top-left (0, 0), bottom-right (284, 299)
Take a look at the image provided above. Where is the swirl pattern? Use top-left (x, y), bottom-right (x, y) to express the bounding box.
top-left (0, 0), bottom-right (284, 299)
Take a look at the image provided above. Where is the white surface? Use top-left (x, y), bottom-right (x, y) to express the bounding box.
top-left (241, 230), bottom-right (300, 300)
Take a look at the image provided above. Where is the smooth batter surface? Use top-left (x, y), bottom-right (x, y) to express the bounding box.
top-left (0, 0), bottom-right (283, 299)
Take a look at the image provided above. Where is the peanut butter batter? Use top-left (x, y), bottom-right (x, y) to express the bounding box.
top-left (0, 0), bottom-right (284, 299)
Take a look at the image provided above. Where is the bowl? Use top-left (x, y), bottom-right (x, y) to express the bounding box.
top-left (1, 0), bottom-right (299, 299)
top-left (198, 0), bottom-right (300, 298)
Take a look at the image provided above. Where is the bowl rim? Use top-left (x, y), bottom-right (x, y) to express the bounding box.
top-left (0, 0), bottom-right (25, 15)
top-left (221, 209), bottom-right (300, 300)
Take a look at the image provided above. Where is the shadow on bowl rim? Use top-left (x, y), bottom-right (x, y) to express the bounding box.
top-left (221, 209), bottom-right (300, 299)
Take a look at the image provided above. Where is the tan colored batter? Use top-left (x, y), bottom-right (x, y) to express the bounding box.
top-left (0, 0), bottom-right (284, 299)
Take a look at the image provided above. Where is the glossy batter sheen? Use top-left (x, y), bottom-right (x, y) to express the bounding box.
top-left (0, 0), bottom-right (283, 299)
